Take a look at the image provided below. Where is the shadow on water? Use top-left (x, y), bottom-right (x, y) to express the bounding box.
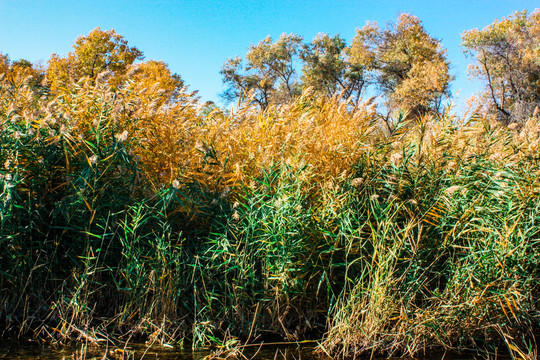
top-left (0, 340), bottom-right (479, 360)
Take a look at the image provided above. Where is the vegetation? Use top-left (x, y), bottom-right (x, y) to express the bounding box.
top-left (462, 10), bottom-right (540, 123)
top-left (1, 10), bottom-right (539, 359)
top-left (221, 33), bottom-right (304, 109)
top-left (349, 13), bottom-right (452, 118)
top-left (222, 13), bottom-right (452, 119)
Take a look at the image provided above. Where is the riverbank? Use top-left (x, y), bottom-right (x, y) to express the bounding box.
top-left (1, 76), bottom-right (539, 358)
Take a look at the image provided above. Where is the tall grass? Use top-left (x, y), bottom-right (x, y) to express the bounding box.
top-left (322, 113), bottom-right (540, 357)
top-left (0, 71), bottom-right (538, 357)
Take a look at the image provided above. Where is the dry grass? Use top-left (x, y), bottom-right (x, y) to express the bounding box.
top-left (0, 71), bottom-right (539, 357)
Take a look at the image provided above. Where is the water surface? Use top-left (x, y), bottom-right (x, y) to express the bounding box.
top-left (0, 340), bottom-right (476, 360)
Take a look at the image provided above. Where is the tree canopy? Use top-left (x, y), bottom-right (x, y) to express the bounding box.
top-left (462, 9), bottom-right (540, 123)
top-left (126, 60), bottom-right (185, 106)
top-left (6, 10), bottom-right (540, 125)
top-left (0, 53), bottom-right (43, 87)
top-left (221, 14), bottom-right (452, 117)
top-left (47, 27), bottom-right (144, 92)
top-left (220, 33), bottom-right (303, 109)
top-left (300, 33), bottom-right (366, 105)
top-left (349, 14), bottom-right (452, 117)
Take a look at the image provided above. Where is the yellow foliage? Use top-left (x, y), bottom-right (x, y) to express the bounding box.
top-left (349, 13), bottom-right (451, 116)
top-left (462, 9), bottom-right (540, 122)
top-left (46, 27), bottom-right (143, 93)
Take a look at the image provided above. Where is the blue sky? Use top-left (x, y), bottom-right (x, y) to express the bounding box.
top-left (1, 1), bottom-right (538, 108)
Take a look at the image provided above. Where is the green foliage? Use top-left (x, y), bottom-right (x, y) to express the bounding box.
top-left (300, 33), bottom-right (366, 105)
top-left (221, 33), bottom-right (303, 109)
top-left (1, 17), bottom-right (540, 360)
top-left (222, 13), bottom-right (452, 118)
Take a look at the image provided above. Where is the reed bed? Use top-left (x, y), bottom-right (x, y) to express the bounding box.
top-left (0, 73), bottom-right (538, 357)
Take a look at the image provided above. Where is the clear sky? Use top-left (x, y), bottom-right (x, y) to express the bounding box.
top-left (1, 1), bottom-right (538, 108)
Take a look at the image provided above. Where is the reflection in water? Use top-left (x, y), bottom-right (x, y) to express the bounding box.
top-left (0, 341), bottom-right (199, 360)
top-left (0, 341), bottom-right (472, 360)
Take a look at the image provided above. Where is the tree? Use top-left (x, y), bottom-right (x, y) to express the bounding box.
top-left (0, 53), bottom-right (42, 87)
top-left (221, 56), bottom-right (272, 108)
top-left (462, 10), bottom-right (540, 123)
top-left (47, 27), bottom-right (143, 92)
top-left (300, 33), bottom-right (366, 105)
top-left (349, 14), bottom-right (452, 117)
top-left (125, 60), bottom-right (184, 107)
top-left (0, 53), bottom-right (8, 75)
top-left (220, 33), bottom-right (303, 109)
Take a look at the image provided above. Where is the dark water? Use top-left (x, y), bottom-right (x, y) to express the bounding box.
top-left (0, 341), bottom-right (322, 360)
top-left (0, 341), bottom-right (475, 360)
